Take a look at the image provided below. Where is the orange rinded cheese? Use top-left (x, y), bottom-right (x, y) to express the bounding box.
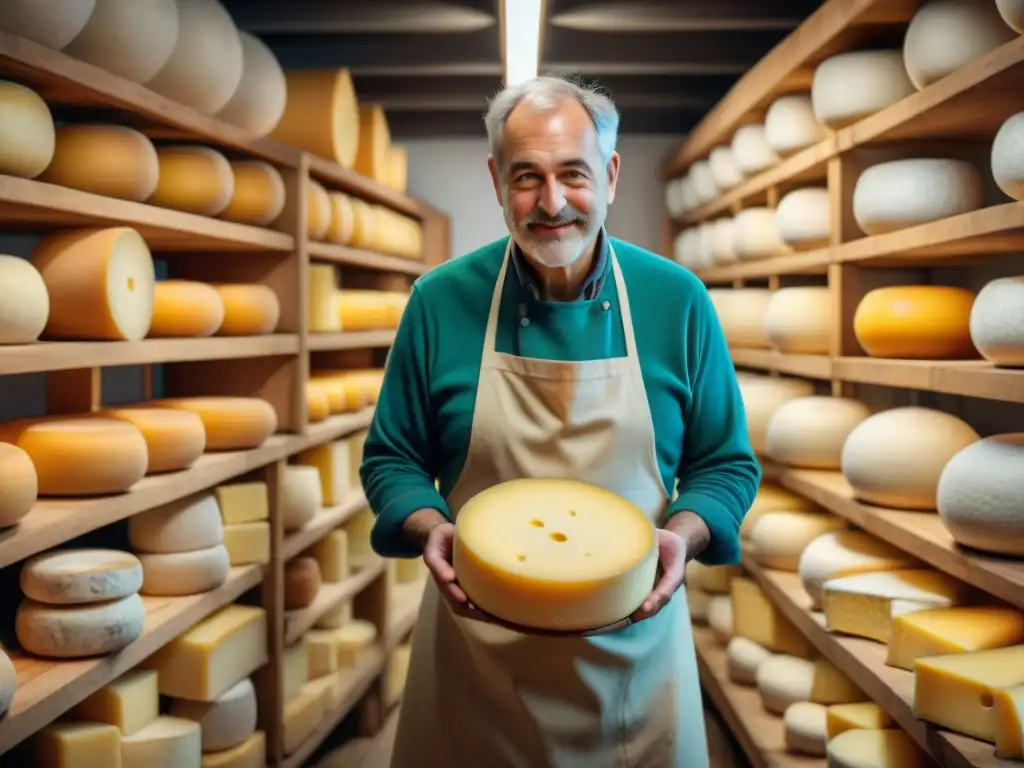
top-left (307, 378), bottom-right (345, 413)
top-left (853, 286), bottom-right (978, 359)
top-left (355, 104), bottom-right (391, 181)
top-left (0, 442), bottom-right (37, 527)
top-left (306, 384), bottom-right (330, 423)
top-left (213, 284), bottom-right (281, 336)
top-left (39, 124), bottom-right (159, 202)
top-left (30, 227), bottom-right (155, 341)
top-left (337, 368), bottom-right (386, 404)
top-left (0, 417), bottom-right (148, 496)
top-left (149, 397), bottom-right (277, 450)
top-left (0, 80), bottom-right (55, 179)
top-left (269, 69), bottom-right (360, 167)
top-left (306, 179), bottom-right (331, 241)
top-left (385, 145), bottom-right (408, 192)
top-left (150, 280), bottom-right (225, 338)
top-left (100, 407), bottom-right (206, 473)
top-left (220, 160), bottom-right (286, 227)
top-left (149, 146), bottom-right (235, 217)
top-left (0, 254), bottom-right (49, 344)
top-left (309, 375), bottom-right (366, 412)
top-left (326, 192), bottom-right (355, 245)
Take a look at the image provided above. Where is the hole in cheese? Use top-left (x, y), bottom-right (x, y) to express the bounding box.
top-left (516, 554), bottom-right (526, 562)
top-left (529, 519), bottom-right (544, 527)
top-left (127, 277), bottom-right (135, 292)
top-left (983, 693), bottom-right (995, 709)
top-left (549, 532), bottom-right (567, 542)
top-left (569, 510), bottom-right (577, 516)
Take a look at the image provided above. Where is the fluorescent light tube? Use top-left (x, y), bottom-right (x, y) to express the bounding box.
top-left (503, 0), bottom-right (543, 86)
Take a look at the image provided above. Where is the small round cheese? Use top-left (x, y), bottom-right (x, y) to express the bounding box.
top-left (726, 636), bottom-right (772, 686)
top-left (215, 32), bottom-right (287, 137)
top-left (149, 280), bottom-right (225, 338)
top-left (757, 655), bottom-right (861, 714)
top-left (738, 376), bottom-right (816, 454)
top-left (213, 284), bottom-right (281, 336)
top-left (730, 124), bottom-right (779, 174)
top-left (149, 146), bottom-right (235, 217)
top-left (0, 443), bottom-right (36, 527)
top-left (169, 677), bottom-right (258, 753)
top-left (0, 648), bottom-right (14, 717)
top-left (707, 595), bottom-right (733, 643)
top-left (765, 396), bottom-right (872, 469)
top-left (0, 80), bottom-right (55, 179)
top-left (452, 477), bottom-right (658, 632)
top-left (764, 287), bottom-right (832, 354)
top-left (149, 397), bottom-right (277, 450)
top-left (733, 207), bottom-right (791, 260)
top-left (992, 112), bottom-right (1024, 201)
top-left (998, 0), bottom-right (1024, 32)
top-left (0, 255), bottom-right (49, 344)
top-left (775, 188), bottom-right (830, 249)
top-left (841, 406), bottom-right (980, 510)
top-left (764, 95), bottom-right (825, 156)
top-left (281, 465), bottom-right (322, 532)
top-left (38, 124), bottom-right (159, 202)
top-left (853, 285), bottom-right (977, 359)
top-left (285, 557), bottom-right (321, 610)
top-left (16, 592), bottom-right (146, 658)
top-left (708, 288), bottom-right (772, 348)
top-left (750, 511), bottom-right (847, 571)
top-left (743, 482), bottom-right (820, 539)
top-left (220, 161), bottom-right (286, 227)
top-left (129, 491), bottom-right (224, 554)
top-left (827, 729), bottom-right (926, 768)
top-left (970, 276), bottom-right (1024, 366)
top-left (138, 544), bottom-right (231, 596)
top-left (306, 180), bottom-right (332, 240)
top-left (784, 702), bottom-right (828, 756)
top-left (101, 407), bottom-right (206, 474)
top-left (708, 146), bottom-right (743, 190)
top-left (811, 50), bottom-right (916, 128)
top-left (0, 0), bottom-right (95, 49)
top-left (20, 549), bottom-right (143, 604)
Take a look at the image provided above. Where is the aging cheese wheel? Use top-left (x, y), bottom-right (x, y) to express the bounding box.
top-left (726, 636), bottom-right (772, 685)
top-left (665, 178), bottom-right (684, 219)
top-left (708, 288), bottom-right (772, 348)
top-left (149, 146), bottom-right (235, 217)
top-left (355, 104), bottom-right (391, 182)
top-left (852, 158), bottom-right (983, 235)
top-left (0, 255), bottom-right (49, 344)
top-left (326, 192), bottom-right (356, 245)
top-left (0, 0), bottom-right (95, 49)
top-left (306, 385), bottom-right (329, 423)
top-left (38, 124), bottom-right (159, 202)
top-left (841, 406), bottom-right (980, 510)
top-left (150, 280), bottom-right (225, 338)
top-left (280, 465), bottom-right (321, 532)
top-left (853, 285), bottom-right (977, 359)
top-left (306, 179), bottom-right (332, 240)
top-left (220, 161), bottom-right (286, 227)
top-left (998, 0), bottom-right (1024, 31)
top-left (743, 482), bottom-right (819, 539)
top-left (970, 275), bottom-right (1024, 366)
top-left (733, 208), bottom-right (791, 260)
top-left (452, 478), bottom-right (658, 632)
top-left (696, 223), bottom-right (715, 268)
top-left (764, 95), bottom-right (825, 156)
top-left (0, 81), bottom-right (55, 179)
top-left (765, 396), bottom-right (871, 469)
top-left (0, 417), bottom-right (148, 496)
top-left (784, 701), bottom-right (828, 757)
top-left (16, 592), bottom-right (145, 658)
top-left (138, 544), bottom-right (231, 596)
top-left (213, 284), bottom-right (280, 336)
top-left (826, 729), bottom-right (928, 768)
top-left (169, 677), bottom-right (258, 753)
top-left (756, 655), bottom-right (861, 714)
top-left (129, 491), bottom-right (224, 554)
top-left (730, 124), bottom-right (778, 175)
top-left (690, 160), bottom-right (718, 205)
top-left (738, 376), bottom-right (816, 454)
top-left (349, 198), bottom-right (377, 249)
top-left (269, 69), bottom-right (360, 168)
top-left (707, 595), bottom-right (733, 642)
top-left (711, 218), bottom-right (737, 264)
top-left (62, 0), bottom-right (178, 83)
top-left (750, 511), bottom-right (846, 571)
top-left (100, 407), bottom-right (206, 473)
top-left (811, 51), bottom-right (916, 128)
top-left (0, 442), bottom-right (36, 527)
top-left (708, 146), bottom-right (743, 190)
top-left (385, 145), bottom-right (408, 192)
top-left (774, 188), bottom-right (830, 249)
top-left (763, 287), bottom-right (832, 354)
top-left (284, 557), bottom-right (321, 609)
top-left (992, 111), bottom-right (1024, 201)
top-left (20, 548), bottom-right (143, 604)
top-left (150, 397), bottom-right (278, 450)
top-left (215, 32), bottom-right (287, 137)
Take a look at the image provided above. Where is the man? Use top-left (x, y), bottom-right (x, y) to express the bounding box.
top-left (360, 74), bottom-right (760, 768)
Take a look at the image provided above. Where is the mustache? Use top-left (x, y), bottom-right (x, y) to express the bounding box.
top-left (525, 206), bottom-right (587, 228)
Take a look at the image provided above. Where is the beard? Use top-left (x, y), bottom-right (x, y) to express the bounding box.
top-left (504, 200), bottom-right (603, 269)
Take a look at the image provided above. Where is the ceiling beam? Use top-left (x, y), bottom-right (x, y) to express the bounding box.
top-left (548, 0), bottom-right (817, 32)
top-left (224, 0), bottom-right (495, 34)
top-left (542, 27), bottom-right (788, 66)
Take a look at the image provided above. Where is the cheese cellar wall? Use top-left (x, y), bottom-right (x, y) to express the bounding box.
top-left (0, 0), bottom-right (441, 765)
top-left (663, 1), bottom-right (1024, 766)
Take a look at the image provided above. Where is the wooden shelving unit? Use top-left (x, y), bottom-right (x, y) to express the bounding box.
top-left (0, 28), bottom-right (446, 768)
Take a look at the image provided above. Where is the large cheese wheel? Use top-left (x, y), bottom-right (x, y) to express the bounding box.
top-left (690, 160), bottom-right (718, 205)
top-left (149, 146), bottom-right (234, 216)
top-left (992, 112), bottom-right (1024, 201)
top-left (169, 677), bottom-right (258, 753)
top-left (306, 180), bottom-right (332, 241)
top-left (16, 592), bottom-right (145, 658)
top-left (853, 285), bottom-right (977, 359)
top-left (30, 227), bottom-right (155, 341)
top-left (100, 407), bottom-right (206, 473)
top-left (739, 376), bottom-right (816, 454)
top-left (0, 81), bottom-right (56, 179)
top-left (215, 32), bottom-right (287, 136)
top-left (903, 0), bottom-right (1015, 90)
top-left (852, 158), bottom-right (982, 235)
top-left (774, 188), bottom-right (830, 249)
top-left (998, 0), bottom-right (1024, 32)
top-left (452, 478), bottom-right (658, 632)
top-left (39, 124), bottom-right (159, 202)
top-left (711, 218), bottom-right (737, 264)
top-left (784, 702), bottom-right (828, 757)
top-left (743, 482), bottom-right (819, 539)
top-left (840, 406), bottom-right (980, 510)
top-left (213, 284), bottom-right (280, 336)
top-left (129, 491), bottom-right (223, 554)
top-left (811, 51), bottom-right (916, 128)
top-left (144, 0), bottom-right (244, 114)
top-left (726, 636), bottom-right (772, 685)
top-left (708, 147), bottom-right (743, 190)
top-left (20, 548), bottom-right (142, 604)
top-left (220, 161), bottom-right (286, 227)
top-left (150, 280), bottom-right (225, 338)
top-left (733, 208), bottom-right (790, 260)
top-left (269, 69), bottom-right (360, 168)
top-left (708, 288), bottom-right (772, 349)
top-left (764, 95), bottom-right (825, 156)
top-left (150, 397), bottom-right (277, 450)
top-left (730, 124), bottom-right (778, 175)
top-left (0, 0), bottom-right (95, 49)
top-left (0, 443), bottom-right (36, 527)
top-left (750, 511), bottom-right (846, 571)
top-left (61, 0), bottom-right (179, 83)
top-left (764, 287), bottom-right (832, 354)
top-left (765, 397), bottom-right (871, 469)
top-left (827, 729), bottom-right (928, 768)
top-left (937, 434), bottom-right (1024, 555)
top-left (756, 655), bottom-right (861, 714)
top-left (970, 276), bottom-right (1024, 366)
top-left (0, 255), bottom-right (49, 344)
top-left (138, 544), bottom-right (230, 596)
top-left (355, 104), bottom-right (391, 182)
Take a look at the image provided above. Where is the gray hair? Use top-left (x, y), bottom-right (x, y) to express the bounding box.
top-left (484, 75), bottom-right (620, 166)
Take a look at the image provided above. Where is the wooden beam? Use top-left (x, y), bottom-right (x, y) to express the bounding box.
top-left (225, 0), bottom-right (496, 34)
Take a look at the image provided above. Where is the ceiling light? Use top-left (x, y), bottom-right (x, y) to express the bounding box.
top-left (502, 0), bottom-right (544, 86)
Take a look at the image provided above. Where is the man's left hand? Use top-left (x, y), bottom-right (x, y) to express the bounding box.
top-left (631, 528), bottom-right (688, 623)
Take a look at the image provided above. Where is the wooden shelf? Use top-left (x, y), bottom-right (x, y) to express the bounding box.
top-left (308, 331), bottom-right (397, 353)
top-left (285, 561), bottom-right (387, 644)
top-left (306, 156), bottom-right (427, 221)
top-left (282, 492), bottom-right (368, 561)
top-left (304, 409), bottom-right (376, 447)
top-left (729, 349), bottom-right (832, 380)
top-left (308, 242), bottom-right (430, 276)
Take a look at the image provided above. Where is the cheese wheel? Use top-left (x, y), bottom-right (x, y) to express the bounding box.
top-left (16, 592), bottom-right (145, 658)
top-left (215, 32), bottom-right (287, 136)
top-left (385, 145), bottom-right (408, 192)
top-left (122, 715), bottom-right (202, 765)
top-left (150, 280), bottom-right (225, 338)
top-left (733, 208), bottom-right (790, 260)
top-left (129, 491), bottom-right (224, 554)
top-left (853, 285), bottom-right (977, 359)
top-left (61, 0), bottom-right (178, 82)
top-left (100, 407), bottom-right (206, 473)
top-left (841, 406), bottom-right (980, 510)
top-left (281, 465), bottom-right (321, 532)
top-left (811, 51), bottom-right (916, 128)
top-left (0, 417), bottom-right (148, 496)
top-left (0, 649), bottom-right (14, 718)
top-left (765, 397), bottom-right (871, 469)
top-left (326, 192), bottom-right (356, 245)
top-left (730, 124), bottom-right (778, 174)
top-left (350, 198), bottom-right (377, 249)
top-left (20, 548), bottom-right (143, 604)
top-left (306, 180), bottom-right (332, 240)
top-left (306, 382), bottom-right (335, 420)
top-left (38, 124), bottom-right (159, 201)
top-left (149, 146), bottom-right (235, 217)
top-left (711, 218), bottom-right (737, 264)
top-left (268, 69), bottom-right (360, 168)
top-left (708, 288), bottom-right (772, 348)
top-left (665, 179), bottom-right (684, 220)
top-left (690, 160), bottom-right (718, 205)
top-left (903, 0), bottom-right (1015, 90)
top-left (0, 442), bottom-right (37, 527)
top-left (937, 434), bottom-right (1024, 555)
top-left (756, 655), bottom-right (861, 714)
top-left (0, 255), bottom-right (49, 344)
top-left (30, 227), bottom-right (155, 341)
top-left (992, 112), bottom-right (1024, 201)
top-left (998, 0), bottom-right (1024, 31)
top-left (708, 146), bottom-right (743, 190)
top-left (726, 636), bottom-right (772, 685)
top-left (852, 159), bottom-right (983, 235)
top-left (355, 104), bottom-right (391, 182)
top-left (774, 188), bottom-right (830, 249)
top-left (144, 0), bottom-right (244, 114)
top-left (707, 595), bottom-right (733, 643)
top-left (284, 557), bottom-right (321, 610)
top-left (220, 161), bottom-right (286, 227)
top-left (0, 81), bottom-right (55, 179)
top-left (149, 397), bottom-right (277, 450)
top-left (827, 729), bottom-right (929, 768)
top-left (170, 677), bottom-right (258, 753)
top-left (763, 287), bottom-right (832, 354)
top-left (764, 95), bottom-right (825, 156)
top-left (784, 702), bottom-right (828, 756)
top-left (0, 0), bottom-right (95, 49)
top-left (738, 376), bottom-right (816, 454)
top-left (743, 482), bottom-right (819, 540)
top-left (453, 478), bottom-right (658, 632)
top-left (213, 284), bottom-right (280, 336)
top-left (138, 544), bottom-right (231, 596)
top-left (970, 275), bottom-right (1024, 366)
top-left (751, 511), bottom-right (847, 571)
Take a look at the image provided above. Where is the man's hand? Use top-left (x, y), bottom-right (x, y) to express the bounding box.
top-left (407, 511), bottom-right (492, 622)
top-left (631, 528), bottom-right (688, 623)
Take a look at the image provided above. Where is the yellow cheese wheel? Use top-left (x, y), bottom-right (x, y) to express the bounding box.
top-left (220, 161), bottom-right (286, 227)
top-left (306, 180), bottom-right (331, 241)
top-left (0, 417), bottom-right (148, 496)
top-left (454, 478), bottom-right (658, 631)
top-left (149, 397), bottom-right (277, 450)
top-left (0, 80), bottom-right (55, 179)
top-left (338, 290), bottom-right (407, 331)
top-left (0, 442), bottom-right (37, 527)
top-left (308, 377), bottom-right (365, 413)
top-left (268, 69), bottom-right (360, 167)
top-left (213, 284), bottom-right (281, 336)
top-left (30, 227), bottom-right (155, 341)
top-left (38, 124), bottom-right (159, 202)
top-left (306, 385), bottom-right (330, 423)
top-left (0, 255), bottom-right (49, 344)
top-left (333, 368), bottom-right (386, 404)
top-left (215, 31), bottom-right (287, 137)
top-left (149, 280), bottom-right (225, 338)
top-left (99, 407), bottom-right (206, 473)
top-left (326, 193), bottom-right (355, 245)
top-left (149, 146), bottom-right (234, 217)
top-left (350, 199), bottom-right (377, 250)
top-left (354, 104), bottom-right (391, 182)
top-left (0, 0), bottom-right (96, 49)
top-left (853, 286), bottom-right (977, 359)
top-left (384, 145), bottom-right (408, 192)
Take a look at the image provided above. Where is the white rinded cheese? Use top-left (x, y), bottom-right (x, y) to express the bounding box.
top-left (811, 51), bottom-right (916, 128)
top-left (827, 728), bottom-right (928, 768)
top-left (690, 160), bottom-right (719, 205)
top-left (708, 146), bottom-right (744, 190)
top-left (738, 376), bottom-right (816, 454)
top-left (743, 482), bottom-right (819, 540)
top-left (0, 255), bottom-right (49, 344)
top-left (992, 112), bottom-right (1024, 201)
top-left (0, 81), bottom-right (55, 179)
top-left (998, 0), bottom-right (1024, 31)
top-left (726, 636), bottom-right (772, 686)
top-left (281, 465), bottom-right (322, 532)
top-left (697, 223), bottom-right (716, 268)
top-left (121, 715), bottom-right (202, 766)
top-left (707, 288), bottom-right (772, 348)
top-left (763, 288), bottom-right (833, 355)
top-left (732, 207), bottom-right (791, 260)
top-left (765, 396), bottom-right (871, 469)
top-left (730, 124), bottom-right (779, 174)
top-left (970, 275), bottom-right (1024, 366)
top-left (711, 218), bottom-right (737, 264)
top-left (0, 0), bottom-right (95, 49)
top-left (63, 0), bottom-right (179, 83)
top-left (764, 95), bottom-right (825, 156)
top-left (129, 492), bottom-right (225, 554)
top-left (756, 655), bottom-right (862, 714)
top-left (20, 548), bottom-right (143, 604)
top-left (0, 442), bottom-right (35, 528)
top-left (215, 32), bottom-right (287, 136)
top-left (16, 592), bottom-right (146, 658)
top-left (665, 178), bottom-right (684, 219)
top-left (139, 545), bottom-right (231, 596)
top-left (169, 677), bottom-right (258, 753)
top-left (784, 701), bottom-right (828, 757)
top-left (774, 188), bottom-right (830, 249)
top-left (750, 511), bottom-right (846, 571)
top-left (707, 595), bottom-right (733, 643)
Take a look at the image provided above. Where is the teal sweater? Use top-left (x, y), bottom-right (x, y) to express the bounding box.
top-left (360, 236), bottom-right (760, 565)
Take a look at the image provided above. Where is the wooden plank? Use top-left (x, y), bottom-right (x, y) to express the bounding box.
top-left (730, 349), bottom-right (833, 379)
top-left (308, 242), bottom-right (430, 276)
top-left (308, 331), bottom-right (398, 353)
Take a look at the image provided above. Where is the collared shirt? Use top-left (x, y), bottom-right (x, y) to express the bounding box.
top-left (509, 229), bottom-right (611, 301)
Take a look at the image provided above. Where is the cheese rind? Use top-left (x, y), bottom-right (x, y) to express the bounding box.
top-left (826, 702), bottom-right (892, 739)
top-left (220, 159), bottom-right (286, 226)
top-left (169, 677), bottom-right (258, 753)
top-left (853, 285), bottom-right (978, 359)
top-left (149, 280), bottom-right (225, 338)
top-left (149, 397), bottom-right (277, 450)
top-left (213, 284), bottom-right (281, 336)
top-left (149, 146), bottom-right (235, 216)
top-left (121, 715), bottom-right (202, 767)
top-left (20, 548), bottom-right (143, 604)
top-left (38, 124), bottom-right (160, 202)
top-left (887, 606), bottom-right (1024, 671)
top-left (129, 492), bottom-right (224, 554)
top-left (16, 592), bottom-right (146, 658)
top-left (101, 406), bottom-right (207, 473)
top-left (0, 442), bottom-right (36, 527)
top-left (784, 701), bottom-right (827, 756)
top-left (139, 545), bottom-right (231, 596)
top-left (0, 80), bottom-right (55, 178)
top-left (726, 636), bottom-right (772, 686)
top-left (826, 729), bottom-right (928, 768)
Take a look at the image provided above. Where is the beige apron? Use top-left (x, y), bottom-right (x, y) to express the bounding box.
top-left (389, 241), bottom-right (708, 768)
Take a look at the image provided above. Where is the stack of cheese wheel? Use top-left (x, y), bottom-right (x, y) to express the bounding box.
top-left (811, 50), bottom-right (916, 129)
top-left (738, 375), bottom-right (816, 454)
top-left (313, 368), bottom-right (387, 406)
top-left (215, 480), bottom-right (272, 567)
top-left (853, 285), bottom-right (977, 359)
top-left (169, 676), bottom-right (261, 760)
top-left (16, 549), bottom-right (146, 658)
top-left (969, 275), bottom-right (1024, 367)
top-left (285, 556), bottom-right (322, 610)
top-left (148, 145), bottom-right (235, 217)
top-left (129, 491), bottom-right (231, 596)
top-left (708, 288), bottom-right (772, 348)
top-left (38, 124), bottom-right (160, 202)
top-left (339, 290), bottom-right (410, 331)
top-left (148, 397), bottom-right (278, 451)
top-left (213, 284), bottom-right (281, 336)
top-left (0, 80), bottom-right (56, 179)
top-left (765, 396), bottom-right (871, 470)
top-left (219, 160), bottom-right (287, 226)
top-left (763, 94), bottom-right (825, 157)
top-left (148, 280), bottom-right (226, 338)
top-left (774, 188), bottom-right (830, 250)
top-left (0, 255), bottom-right (49, 346)
top-left (307, 373), bottom-right (370, 414)
top-left (763, 286), bottom-right (832, 354)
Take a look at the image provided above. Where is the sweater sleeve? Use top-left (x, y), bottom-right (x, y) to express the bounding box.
top-left (668, 288), bottom-right (761, 565)
top-left (360, 284), bottom-right (451, 558)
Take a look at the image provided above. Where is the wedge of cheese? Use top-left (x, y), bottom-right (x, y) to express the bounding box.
top-left (887, 605), bottom-right (1024, 670)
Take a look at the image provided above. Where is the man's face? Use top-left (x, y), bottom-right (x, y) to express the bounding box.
top-left (489, 98), bottom-right (620, 269)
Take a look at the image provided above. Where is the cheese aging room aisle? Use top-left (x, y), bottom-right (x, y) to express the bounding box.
top-left (664, 1), bottom-right (1024, 766)
top-left (0, 1), bottom-right (440, 765)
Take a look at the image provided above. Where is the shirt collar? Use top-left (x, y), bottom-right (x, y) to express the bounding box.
top-left (510, 229), bottom-right (610, 301)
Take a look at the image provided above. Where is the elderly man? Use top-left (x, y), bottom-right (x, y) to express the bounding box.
top-left (360, 74), bottom-right (759, 767)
